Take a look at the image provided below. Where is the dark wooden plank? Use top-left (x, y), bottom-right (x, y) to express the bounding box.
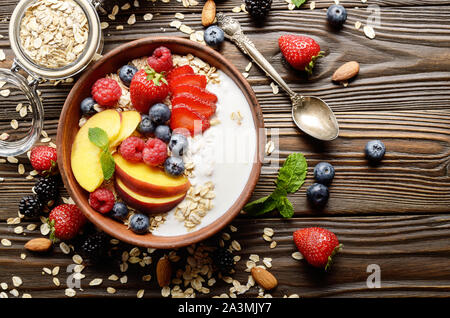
top-left (1, 215), bottom-right (450, 298)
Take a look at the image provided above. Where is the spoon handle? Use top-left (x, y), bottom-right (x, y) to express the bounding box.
top-left (216, 13), bottom-right (296, 98)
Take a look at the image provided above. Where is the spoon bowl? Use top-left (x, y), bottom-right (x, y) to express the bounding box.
top-left (291, 95), bottom-right (339, 141)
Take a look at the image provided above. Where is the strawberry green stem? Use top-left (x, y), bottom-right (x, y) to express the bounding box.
top-left (325, 243), bottom-right (343, 272)
top-left (305, 51), bottom-right (324, 76)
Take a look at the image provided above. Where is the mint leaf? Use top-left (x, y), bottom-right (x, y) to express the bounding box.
top-left (88, 127), bottom-right (109, 151)
top-left (292, 0), bottom-right (306, 7)
top-left (100, 150), bottom-right (115, 180)
top-left (276, 196), bottom-right (294, 218)
top-left (276, 153), bottom-right (307, 193)
top-left (243, 195), bottom-right (277, 216)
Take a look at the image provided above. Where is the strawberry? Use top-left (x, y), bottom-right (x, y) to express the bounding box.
top-left (48, 204), bottom-right (87, 241)
top-left (166, 65), bottom-right (194, 83)
top-left (168, 74), bottom-right (207, 93)
top-left (129, 67), bottom-right (169, 113)
top-left (171, 84), bottom-right (218, 103)
top-left (293, 227), bottom-right (342, 271)
top-left (170, 105), bottom-right (210, 136)
top-left (278, 35), bottom-right (323, 75)
top-left (171, 93), bottom-right (217, 118)
top-left (30, 145), bottom-right (58, 175)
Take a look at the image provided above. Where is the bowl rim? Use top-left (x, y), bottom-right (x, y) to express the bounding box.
top-left (56, 36), bottom-right (264, 248)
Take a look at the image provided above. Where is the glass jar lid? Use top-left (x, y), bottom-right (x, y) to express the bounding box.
top-left (9, 0), bottom-right (102, 80)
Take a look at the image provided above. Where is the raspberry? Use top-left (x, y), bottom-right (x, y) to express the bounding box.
top-left (119, 137), bottom-right (146, 162)
top-left (89, 188), bottom-right (115, 214)
top-left (142, 138), bottom-right (168, 166)
top-left (147, 46), bottom-right (173, 74)
top-left (92, 78), bottom-right (122, 107)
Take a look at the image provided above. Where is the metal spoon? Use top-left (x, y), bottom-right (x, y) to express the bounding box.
top-left (216, 13), bottom-right (339, 141)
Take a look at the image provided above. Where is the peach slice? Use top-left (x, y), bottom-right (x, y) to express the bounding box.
top-left (113, 153), bottom-right (191, 197)
top-left (110, 110), bottom-right (141, 148)
top-left (115, 177), bottom-right (186, 214)
top-left (71, 109), bottom-right (121, 192)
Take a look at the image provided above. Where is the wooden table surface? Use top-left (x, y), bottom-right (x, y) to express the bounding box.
top-left (0, 0), bottom-right (449, 298)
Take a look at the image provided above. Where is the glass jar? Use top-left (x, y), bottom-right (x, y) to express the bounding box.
top-left (0, 0), bottom-right (104, 157)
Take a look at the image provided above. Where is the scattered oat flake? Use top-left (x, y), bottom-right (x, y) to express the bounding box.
top-left (310, 1), bottom-right (315, 9)
top-left (180, 24), bottom-right (194, 34)
top-left (0, 133), bottom-right (9, 140)
top-left (0, 49), bottom-right (5, 61)
top-left (143, 13), bottom-right (153, 21)
top-left (52, 266), bottom-right (60, 276)
top-left (170, 20), bottom-right (182, 29)
top-left (107, 287), bottom-right (116, 294)
top-left (65, 288), bottom-right (76, 297)
top-left (1, 239), bottom-right (12, 246)
top-left (121, 2), bottom-right (131, 10)
top-left (161, 286), bottom-right (170, 297)
top-left (116, 25), bottom-right (124, 30)
top-left (12, 276), bottom-right (22, 287)
top-left (89, 278), bottom-right (103, 286)
top-left (108, 274), bottom-right (119, 281)
top-left (137, 289), bottom-right (145, 298)
top-left (40, 223), bottom-right (50, 235)
top-left (355, 21), bottom-right (362, 30)
top-left (270, 82), bottom-right (279, 95)
top-left (22, 293), bottom-right (32, 298)
top-left (53, 277), bottom-right (60, 286)
top-left (101, 22), bottom-right (109, 30)
top-left (14, 226), bottom-right (23, 234)
top-left (7, 156), bottom-right (18, 163)
top-left (270, 241), bottom-right (277, 249)
top-left (59, 242), bottom-right (70, 254)
top-left (127, 14), bottom-right (136, 25)
top-left (18, 164), bottom-right (25, 175)
top-left (11, 120), bottom-right (18, 130)
top-left (288, 3), bottom-right (295, 10)
top-left (232, 6), bottom-right (241, 13)
top-left (20, 253), bottom-right (26, 260)
top-left (72, 254), bottom-right (83, 264)
top-left (175, 12), bottom-right (184, 20)
top-left (364, 25), bottom-right (376, 39)
top-left (292, 251), bottom-right (304, 260)
top-left (0, 89), bottom-right (10, 97)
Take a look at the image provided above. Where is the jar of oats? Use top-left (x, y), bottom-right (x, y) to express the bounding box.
top-left (0, 0), bottom-right (104, 157)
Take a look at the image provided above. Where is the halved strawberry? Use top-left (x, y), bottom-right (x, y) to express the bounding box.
top-left (169, 74), bottom-right (207, 93)
top-left (170, 104), bottom-right (210, 136)
top-left (171, 84), bottom-right (218, 103)
top-left (171, 93), bottom-right (216, 118)
top-left (166, 65), bottom-right (194, 83)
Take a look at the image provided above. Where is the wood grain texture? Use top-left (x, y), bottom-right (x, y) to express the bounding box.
top-left (1, 216), bottom-right (450, 298)
top-left (0, 0), bottom-right (449, 298)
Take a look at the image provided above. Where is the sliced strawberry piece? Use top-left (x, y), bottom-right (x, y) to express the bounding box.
top-left (166, 65), bottom-right (194, 83)
top-left (170, 84), bottom-right (218, 103)
top-left (170, 104), bottom-right (210, 136)
top-left (169, 74), bottom-right (207, 93)
top-left (171, 93), bottom-right (216, 119)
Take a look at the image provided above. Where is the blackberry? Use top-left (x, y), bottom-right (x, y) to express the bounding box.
top-left (212, 248), bottom-right (235, 274)
top-left (34, 176), bottom-right (59, 203)
top-left (79, 231), bottom-right (109, 261)
top-left (245, 0), bottom-right (273, 19)
top-left (19, 195), bottom-right (43, 217)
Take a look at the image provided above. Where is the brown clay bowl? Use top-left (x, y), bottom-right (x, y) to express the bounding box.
top-left (57, 36), bottom-right (264, 249)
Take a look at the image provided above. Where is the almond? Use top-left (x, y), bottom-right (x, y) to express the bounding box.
top-left (24, 238), bottom-right (52, 252)
top-left (251, 267), bottom-right (278, 290)
top-left (201, 0), bottom-right (216, 27)
top-left (156, 257), bottom-right (172, 287)
top-left (332, 61), bottom-right (360, 82)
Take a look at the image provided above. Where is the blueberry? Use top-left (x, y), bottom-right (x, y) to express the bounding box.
top-left (365, 140), bottom-right (386, 162)
top-left (137, 114), bottom-right (156, 135)
top-left (327, 4), bottom-right (347, 28)
top-left (164, 156), bottom-right (185, 177)
top-left (149, 103), bottom-right (171, 125)
top-left (168, 134), bottom-right (188, 157)
top-left (155, 125), bottom-right (172, 143)
top-left (204, 26), bottom-right (225, 47)
top-left (110, 202), bottom-right (128, 221)
top-left (306, 183), bottom-right (329, 207)
top-left (80, 97), bottom-right (96, 115)
top-left (314, 162), bottom-right (335, 185)
top-left (119, 64), bottom-right (138, 86)
top-left (129, 213), bottom-right (149, 234)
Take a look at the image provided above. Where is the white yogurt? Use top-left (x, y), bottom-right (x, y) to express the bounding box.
top-left (152, 71), bottom-right (257, 236)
